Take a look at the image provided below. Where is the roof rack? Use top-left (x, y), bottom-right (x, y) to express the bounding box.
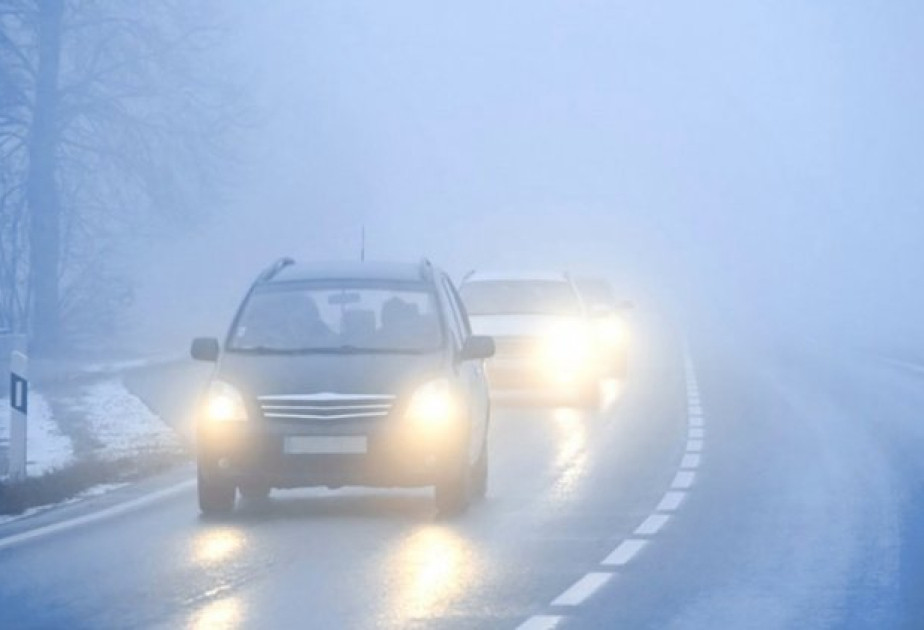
top-left (255, 257), bottom-right (295, 284)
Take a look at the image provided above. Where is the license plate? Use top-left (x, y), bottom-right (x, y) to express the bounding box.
top-left (283, 436), bottom-right (367, 455)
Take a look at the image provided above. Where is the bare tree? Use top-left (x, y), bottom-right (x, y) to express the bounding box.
top-left (0, 0), bottom-right (243, 353)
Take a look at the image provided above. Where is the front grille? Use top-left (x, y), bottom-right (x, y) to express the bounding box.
top-left (258, 393), bottom-right (396, 421)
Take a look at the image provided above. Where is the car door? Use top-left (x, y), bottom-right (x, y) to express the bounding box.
top-left (440, 275), bottom-right (489, 461)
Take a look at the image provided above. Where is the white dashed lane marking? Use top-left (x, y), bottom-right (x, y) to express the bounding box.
top-left (680, 453), bottom-right (701, 469)
top-left (656, 491), bottom-right (687, 512)
top-left (602, 538), bottom-right (649, 566)
top-left (519, 349), bottom-right (708, 627)
top-left (671, 470), bottom-right (697, 489)
top-left (634, 513), bottom-right (671, 536)
top-left (516, 615), bottom-right (564, 630)
top-left (551, 573), bottom-right (614, 607)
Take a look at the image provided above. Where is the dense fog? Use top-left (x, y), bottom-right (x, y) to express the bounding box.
top-left (125, 1), bottom-right (924, 353)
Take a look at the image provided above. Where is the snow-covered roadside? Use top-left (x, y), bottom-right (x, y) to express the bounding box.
top-left (3, 377), bottom-right (180, 478)
top-left (1, 375), bottom-right (184, 520)
top-left (78, 378), bottom-right (182, 459)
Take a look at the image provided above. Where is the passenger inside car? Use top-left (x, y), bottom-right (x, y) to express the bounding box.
top-left (379, 296), bottom-right (420, 348)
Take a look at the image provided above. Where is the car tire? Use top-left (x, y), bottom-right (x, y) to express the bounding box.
top-left (198, 466), bottom-right (236, 515)
top-left (435, 456), bottom-right (472, 516)
top-left (238, 479), bottom-right (271, 501)
top-left (471, 441), bottom-right (488, 500)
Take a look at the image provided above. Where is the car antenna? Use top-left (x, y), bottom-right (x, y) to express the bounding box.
top-left (360, 225), bottom-right (366, 262)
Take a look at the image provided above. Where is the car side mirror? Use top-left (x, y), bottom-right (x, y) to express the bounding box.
top-left (459, 335), bottom-right (495, 361)
top-left (191, 337), bottom-right (220, 362)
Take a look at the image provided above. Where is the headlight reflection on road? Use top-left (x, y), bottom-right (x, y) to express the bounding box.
top-left (552, 407), bottom-right (589, 499)
top-left (193, 528), bottom-right (246, 566)
top-left (188, 596), bottom-right (243, 630)
top-left (599, 378), bottom-right (623, 412)
top-left (389, 526), bottom-right (477, 622)
top-left (186, 529), bottom-right (248, 630)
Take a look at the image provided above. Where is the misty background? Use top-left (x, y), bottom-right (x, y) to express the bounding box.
top-left (14, 1), bottom-right (922, 354)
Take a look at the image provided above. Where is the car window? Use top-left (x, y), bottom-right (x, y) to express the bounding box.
top-left (439, 276), bottom-right (465, 348)
top-left (443, 277), bottom-right (473, 337)
top-left (228, 281), bottom-right (443, 353)
top-left (459, 280), bottom-right (582, 316)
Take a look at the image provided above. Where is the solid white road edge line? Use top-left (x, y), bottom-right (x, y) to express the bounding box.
top-left (0, 479), bottom-right (195, 551)
top-left (551, 573), bottom-right (614, 607)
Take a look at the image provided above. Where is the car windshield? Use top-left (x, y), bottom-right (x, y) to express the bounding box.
top-left (460, 280), bottom-right (581, 316)
top-left (228, 281), bottom-right (443, 353)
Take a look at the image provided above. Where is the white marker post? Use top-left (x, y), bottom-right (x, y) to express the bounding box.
top-left (8, 351), bottom-right (28, 481)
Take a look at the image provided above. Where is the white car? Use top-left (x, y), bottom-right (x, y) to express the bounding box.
top-left (459, 271), bottom-right (601, 405)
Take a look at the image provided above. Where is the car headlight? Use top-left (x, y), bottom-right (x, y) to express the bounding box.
top-left (204, 380), bottom-right (248, 422)
top-left (540, 324), bottom-right (592, 372)
top-left (405, 378), bottom-right (457, 426)
top-left (596, 316), bottom-right (627, 347)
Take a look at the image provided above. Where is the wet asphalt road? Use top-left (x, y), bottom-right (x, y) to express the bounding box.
top-left (0, 327), bottom-right (922, 629)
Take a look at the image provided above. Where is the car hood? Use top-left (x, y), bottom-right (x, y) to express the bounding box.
top-left (469, 314), bottom-right (584, 338)
top-left (216, 351), bottom-right (448, 400)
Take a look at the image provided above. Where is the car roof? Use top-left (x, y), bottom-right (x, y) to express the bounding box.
top-left (463, 270), bottom-right (571, 283)
top-left (267, 260), bottom-right (434, 284)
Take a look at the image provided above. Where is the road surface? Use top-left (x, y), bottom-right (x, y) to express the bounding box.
top-left (0, 325), bottom-right (921, 629)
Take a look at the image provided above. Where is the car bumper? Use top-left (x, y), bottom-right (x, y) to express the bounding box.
top-left (197, 418), bottom-right (464, 489)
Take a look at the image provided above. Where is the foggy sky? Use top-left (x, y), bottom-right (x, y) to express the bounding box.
top-left (130, 1), bottom-right (924, 349)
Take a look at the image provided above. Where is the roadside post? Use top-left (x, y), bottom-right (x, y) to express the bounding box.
top-left (7, 351), bottom-right (28, 480)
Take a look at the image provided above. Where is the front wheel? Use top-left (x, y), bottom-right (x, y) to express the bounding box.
top-left (198, 466), bottom-right (236, 515)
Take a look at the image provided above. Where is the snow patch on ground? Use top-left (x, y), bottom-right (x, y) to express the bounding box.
top-left (78, 379), bottom-right (181, 459)
top-left (1, 392), bottom-right (74, 476)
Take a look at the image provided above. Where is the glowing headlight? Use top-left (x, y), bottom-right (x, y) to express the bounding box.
top-left (406, 378), bottom-right (456, 425)
top-left (204, 380), bottom-right (248, 422)
top-left (540, 324), bottom-right (592, 371)
top-left (596, 316), bottom-right (627, 346)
